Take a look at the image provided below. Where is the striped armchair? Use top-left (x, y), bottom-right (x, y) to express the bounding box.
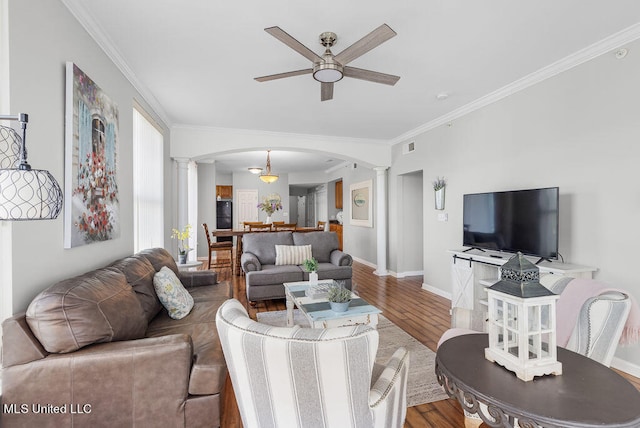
top-left (216, 299), bottom-right (409, 428)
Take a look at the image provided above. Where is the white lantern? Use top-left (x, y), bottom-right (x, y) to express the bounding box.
top-left (484, 253), bottom-right (562, 381)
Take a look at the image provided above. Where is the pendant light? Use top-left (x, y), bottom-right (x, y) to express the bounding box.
top-left (0, 113), bottom-right (63, 220)
top-left (259, 150), bottom-right (279, 184)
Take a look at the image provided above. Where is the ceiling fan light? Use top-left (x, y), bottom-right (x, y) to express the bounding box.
top-left (313, 68), bottom-right (343, 83)
top-left (248, 167), bottom-right (263, 174)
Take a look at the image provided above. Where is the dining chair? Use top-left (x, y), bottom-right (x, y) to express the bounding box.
top-left (273, 222), bottom-right (297, 231)
top-left (248, 224), bottom-right (272, 232)
top-left (243, 221), bottom-right (265, 230)
top-left (201, 223), bottom-right (233, 275)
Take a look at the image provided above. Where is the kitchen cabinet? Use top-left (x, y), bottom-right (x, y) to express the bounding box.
top-left (335, 180), bottom-right (343, 209)
top-left (216, 185), bottom-right (233, 200)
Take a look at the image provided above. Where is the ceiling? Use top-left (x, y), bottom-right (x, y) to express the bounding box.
top-left (63, 1), bottom-right (640, 174)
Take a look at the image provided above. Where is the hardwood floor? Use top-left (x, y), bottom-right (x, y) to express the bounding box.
top-left (217, 261), bottom-right (640, 427)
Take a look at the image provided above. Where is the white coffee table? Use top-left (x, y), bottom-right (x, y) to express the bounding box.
top-left (283, 280), bottom-right (381, 329)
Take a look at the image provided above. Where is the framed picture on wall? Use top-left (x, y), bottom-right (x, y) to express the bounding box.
top-left (349, 179), bottom-right (373, 227)
top-left (64, 62), bottom-right (120, 248)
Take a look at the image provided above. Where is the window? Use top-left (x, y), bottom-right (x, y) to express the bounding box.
top-left (133, 106), bottom-right (164, 252)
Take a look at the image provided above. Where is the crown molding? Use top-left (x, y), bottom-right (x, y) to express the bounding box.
top-left (389, 22), bottom-right (640, 146)
top-left (61, 0), bottom-right (172, 128)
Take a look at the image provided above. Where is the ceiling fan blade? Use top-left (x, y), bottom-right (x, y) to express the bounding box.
top-left (264, 26), bottom-right (323, 63)
top-left (334, 24), bottom-right (397, 66)
top-left (255, 69), bottom-right (313, 82)
top-left (321, 82), bottom-right (334, 101)
top-left (344, 66), bottom-right (400, 86)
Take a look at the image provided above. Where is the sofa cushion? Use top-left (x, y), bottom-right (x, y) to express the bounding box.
top-left (245, 264), bottom-right (303, 286)
top-left (110, 255), bottom-right (163, 322)
top-left (292, 231), bottom-right (339, 263)
top-left (243, 232), bottom-right (294, 265)
top-left (26, 268), bottom-right (147, 353)
top-left (154, 267), bottom-right (194, 320)
top-left (275, 244), bottom-right (312, 266)
top-left (138, 247), bottom-right (180, 276)
top-left (315, 263), bottom-right (353, 280)
top-left (146, 300), bottom-right (228, 395)
top-left (188, 282), bottom-right (233, 303)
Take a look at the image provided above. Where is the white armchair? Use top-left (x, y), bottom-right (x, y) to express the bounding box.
top-left (216, 299), bottom-right (410, 428)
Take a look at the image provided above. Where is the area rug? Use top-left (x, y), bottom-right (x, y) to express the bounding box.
top-left (256, 310), bottom-right (449, 407)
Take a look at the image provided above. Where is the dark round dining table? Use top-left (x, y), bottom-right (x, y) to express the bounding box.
top-left (436, 333), bottom-right (640, 428)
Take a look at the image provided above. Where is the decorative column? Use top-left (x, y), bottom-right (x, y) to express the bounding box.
top-left (373, 167), bottom-right (389, 276)
top-left (175, 157), bottom-right (189, 235)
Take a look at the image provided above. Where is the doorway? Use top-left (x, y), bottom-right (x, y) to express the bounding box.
top-left (397, 171), bottom-right (424, 277)
top-left (235, 189), bottom-right (258, 228)
top-left (297, 196), bottom-right (306, 226)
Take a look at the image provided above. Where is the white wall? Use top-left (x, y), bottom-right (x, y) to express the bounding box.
top-left (7, 0), bottom-right (172, 312)
top-left (389, 37), bottom-right (640, 367)
top-left (340, 167), bottom-right (378, 264)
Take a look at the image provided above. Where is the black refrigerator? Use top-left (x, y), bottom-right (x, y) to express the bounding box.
top-left (216, 201), bottom-right (233, 242)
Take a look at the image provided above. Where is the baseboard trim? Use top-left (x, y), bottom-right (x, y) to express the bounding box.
top-left (351, 256), bottom-right (377, 269)
top-left (611, 357), bottom-right (640, 379)
top-left (422, 283), bottom-right (452, 300)
top-left (396, 270), bottom-right (424, 278)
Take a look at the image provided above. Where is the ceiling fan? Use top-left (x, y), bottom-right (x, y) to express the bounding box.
top-left (255, 24), bottom-right (400, 101)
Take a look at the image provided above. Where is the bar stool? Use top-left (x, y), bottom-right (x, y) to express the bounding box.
top-left (202, 223), bottom-right (233, 275)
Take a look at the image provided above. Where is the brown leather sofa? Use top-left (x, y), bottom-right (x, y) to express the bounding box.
top-left (1, 248), bottom-right (231, 428)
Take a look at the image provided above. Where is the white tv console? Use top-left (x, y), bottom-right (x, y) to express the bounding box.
top-left (448, 248), bottom-right (597, 311)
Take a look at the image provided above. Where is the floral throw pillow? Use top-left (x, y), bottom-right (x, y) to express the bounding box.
top-left (153, 266), bottom-right (194, 320)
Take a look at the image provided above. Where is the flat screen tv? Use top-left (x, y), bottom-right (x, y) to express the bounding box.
top-left (463, 187), bottom-right (559, 260)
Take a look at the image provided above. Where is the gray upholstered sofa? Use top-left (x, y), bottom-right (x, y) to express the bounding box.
top-left (241, 231), bottom-right (353, 303)
top-left (1, 248), bottom-right (231, 428)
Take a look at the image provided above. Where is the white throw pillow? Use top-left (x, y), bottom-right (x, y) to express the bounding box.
top-left (153, 266), bottom-right (194, 319)
top-left (275, 244), bottom-right (313, 266)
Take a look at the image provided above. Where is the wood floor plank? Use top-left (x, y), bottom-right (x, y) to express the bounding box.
top-left (218, 261), bottom-right (640, 427)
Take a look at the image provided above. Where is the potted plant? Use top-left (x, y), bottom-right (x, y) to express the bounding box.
top-left (327, 281), bottom-right (352, 312)
top-left (433, 176), bottom-right (446, 210)
top-left (303, 257), bottom-right (319, 284)
top-left (171, 224), bottom-right (192, 264)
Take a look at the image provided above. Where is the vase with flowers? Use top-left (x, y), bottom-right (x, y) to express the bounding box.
top-left (171, 224), bottom-right (192, 264)
top-left (257, 193), bottom-right (283, 224)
